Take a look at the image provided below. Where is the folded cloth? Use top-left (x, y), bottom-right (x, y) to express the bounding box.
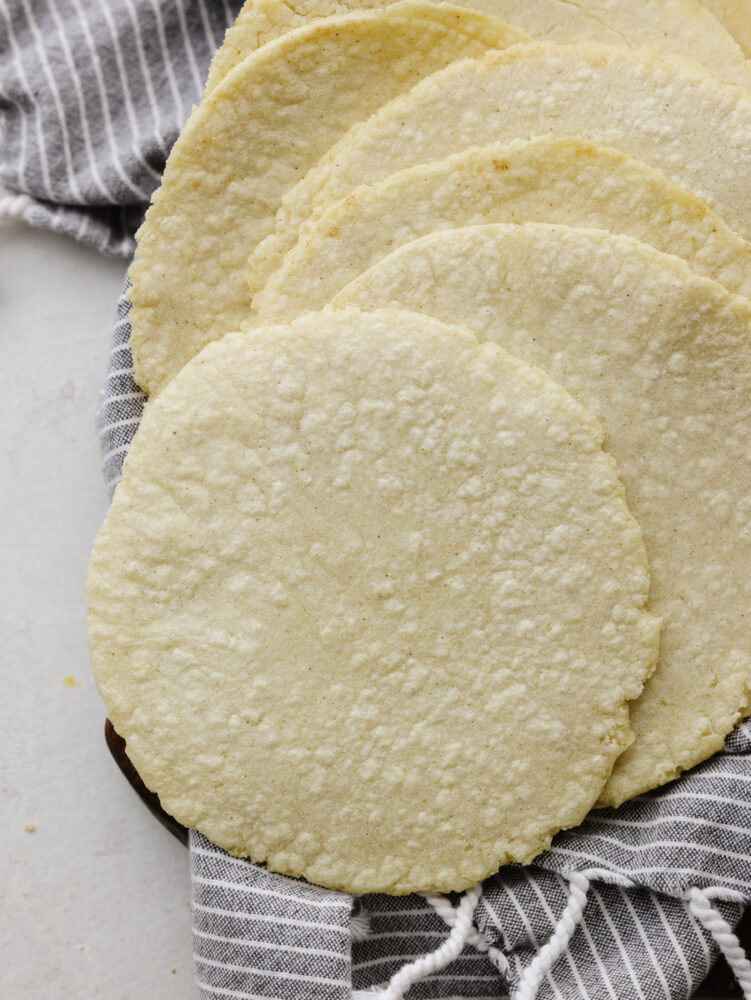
top-left (0, 0), bottom-right (237, 253)
top-left (6, 2), bottom-right (751, 997)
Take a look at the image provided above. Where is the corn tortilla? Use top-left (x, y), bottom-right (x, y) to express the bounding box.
top-left (332, 224), bottom-right (751, 806)
top-left (250, 137), bottom-right (751, 325)
top-left (252, 42), bottom-right (751, 298)
top-left (87, 308), bottom-right (659, 892)
top-left (207, 0), bottom-right (751, 93)
top-left (127, 3), bottom-right (527, 396)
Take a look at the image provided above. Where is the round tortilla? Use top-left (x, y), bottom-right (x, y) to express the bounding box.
top-left (332, 224), bottom-right (751, 806)
top-left (87, 307), bottom-right (658, 892)
top-left (255, 42), bottom-right (751, 296)
top-left (127, 2), bottom-right (527, 396)
top-left (207, 0), bottom-right (751, 93)
top-left (249, 136), bottom-right (751, 324)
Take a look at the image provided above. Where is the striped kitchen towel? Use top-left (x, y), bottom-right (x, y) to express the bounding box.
top-left (0, 0), bottom-right (236, 254)
top-left (5, 2), bottom-right (751, 998)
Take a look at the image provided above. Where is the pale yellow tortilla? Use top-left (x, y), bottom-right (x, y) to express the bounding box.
top-left (252, 42), bottom-right (751, 299)
top-left (87, 307), bottom-right (658, 892)
top-left (127, 3), bottom-right (527, 396)
top-left (207, 0), bottom-right (751, 93)
top-left (702, 0), bottom-right (751, 57)
top-left (332, 224), bottom-right (751, 806)
top-left (250, 136), bottom-right (751, 325)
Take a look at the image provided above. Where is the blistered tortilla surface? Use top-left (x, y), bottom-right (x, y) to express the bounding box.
top-left (87, 308), bottom-right (658, 891)
top-left (257, 42), bottom-right (751, 294)
top-left (250, 136), bottom-right (751, 323)
top-left (127, 3), bottom-right (526, 395)
top-left (333, 226), bottom-right (751, 805)
top-left (207, 0), bottom-right (751, 92)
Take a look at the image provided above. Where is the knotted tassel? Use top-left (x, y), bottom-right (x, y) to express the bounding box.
top-left (0, 193), bottom-right (33, 222)
top-left (424, 890), bottom-right (510, 978)
top-left (686, 887), bottom-right (751, 1000)
top-left (353, 884), bottom-right (483, 1000)
top-left (514, 871), bottom-right (591, 1000)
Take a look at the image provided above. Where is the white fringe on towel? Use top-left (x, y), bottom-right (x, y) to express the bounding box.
top-left (424, 889), bottom-right (510, 977)
top-left (0, 193), bottom-right (33, 222)
top-left (353, 885), bottom-right (483, 999)
top-left (352, 872), bottom-right (751, 1000)
top-left (686, 887), bottom-right (751, 1000)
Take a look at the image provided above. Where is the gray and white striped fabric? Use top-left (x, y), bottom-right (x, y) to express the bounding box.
top-left (0, 0), bottom-right (238, 254)
top-left (6, 2), bottom-right (751, 998)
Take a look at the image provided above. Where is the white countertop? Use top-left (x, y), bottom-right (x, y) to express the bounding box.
top-left (1, 219), bottom-right (194, 999)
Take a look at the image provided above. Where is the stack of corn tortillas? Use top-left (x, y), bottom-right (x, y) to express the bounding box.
top-left (87, 0), bottom-right (751, 897)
